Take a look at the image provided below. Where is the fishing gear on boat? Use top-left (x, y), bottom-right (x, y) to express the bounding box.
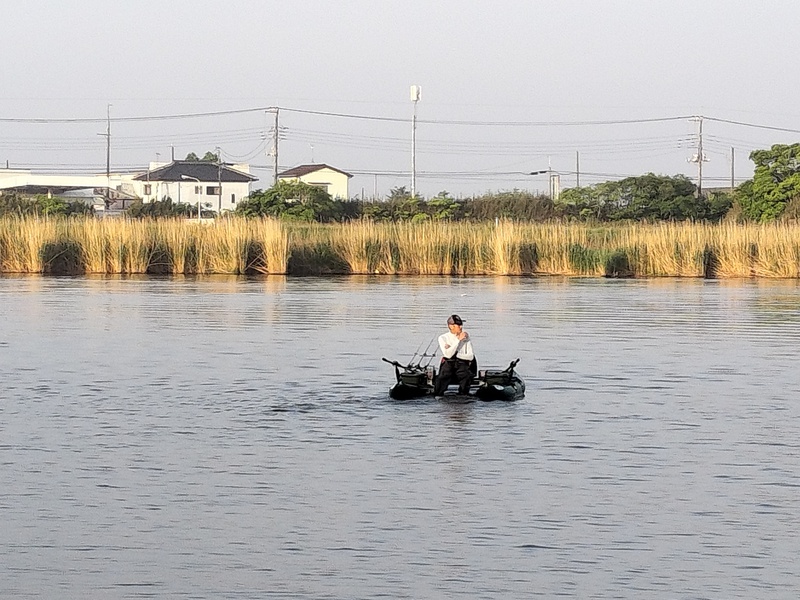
top-left (408, 336), bottom-right (437, 369)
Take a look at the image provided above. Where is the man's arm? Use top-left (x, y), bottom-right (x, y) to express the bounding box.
top-left (439, 333), bottom-right (460, 359)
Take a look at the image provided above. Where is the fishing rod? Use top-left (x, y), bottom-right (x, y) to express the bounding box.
top-left (419, 336), bottom-right (439, 368)
top-left (409, 336), bottom-right (438, 368)
top-left (406, 338), bottom-right (426, 367)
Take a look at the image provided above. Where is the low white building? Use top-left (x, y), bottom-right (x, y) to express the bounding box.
top-left (277, 164), bottom-right (353, 199)
top-left (0, 160), bottom-right (257, 214)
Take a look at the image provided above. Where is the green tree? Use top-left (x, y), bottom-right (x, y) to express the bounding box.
top-left (387, 186), bottom-right (411, 201)
top-left (184, 151), bottom-right (220, 162)
top-left (236, 180), bottom-right (340, 222)
top-left (558, 174), bottom-right (701, 221)
top-left (738, 143), bottom-right (800, 222)
top-left (428, 191), bottom-right (460, 220)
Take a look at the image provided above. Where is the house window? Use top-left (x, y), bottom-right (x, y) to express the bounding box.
top-left (231, 193), bottom-right (236, 204)
top-left (143, 184), bottom-right (152, 195)
top-left (206, 186), bottom-right (220, 195)
top-left (194, 185), bottom-right (202, 195)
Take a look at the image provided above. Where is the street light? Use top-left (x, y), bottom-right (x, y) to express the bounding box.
top-left (181, 175), bottom-right (201, 222)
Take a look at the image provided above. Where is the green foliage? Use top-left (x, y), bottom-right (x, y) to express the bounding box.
top-left (184, 151), bottom-right (220, 162)
top-left (465, 190), bottom-right (554, 221)
top-left (0, 192), bottom-right (94, 216)
top-left (568, 243), bottom-right (600, 273)
top-left (604, 250), bottom-right (634, 278)
top-left (737, 144), bottom-right (800, 222)
top-left (236, 180), bottom-right (340, 222)
top-left (557, 174), bottom-right (713, 221)
top-left (226, 173), bottom-right (731, 224)
top-left (41, 239), bottom-right (84, 275)
top-left (428, 191), bottom-right (460, 220)
top-left (127, 197), bottom-right (194, 218)
top-left (387, 186), bottom-right (411, 202)
top-left (705, 190), bottom-right (734, 221)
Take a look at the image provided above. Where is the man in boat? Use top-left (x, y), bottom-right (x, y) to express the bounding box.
top-left (434, 314), bottom-right (476, 396)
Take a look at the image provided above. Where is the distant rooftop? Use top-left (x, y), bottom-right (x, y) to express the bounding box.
top-left (133, 160), bottom-right (257, 183)
top-left (278, 164), bottom-right (353, 179)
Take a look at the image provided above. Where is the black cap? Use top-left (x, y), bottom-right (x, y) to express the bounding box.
top-left (447, 314), bottom-right (464, 326)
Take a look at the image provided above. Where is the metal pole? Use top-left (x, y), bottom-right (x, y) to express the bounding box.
top-left (697, 117), bottom-right (704, 197)
top-left (106, 104), bottom-right (111, 192)
top-left (216, 147), bottom-right (222, 213)
top-left (576, 150), bottom-right (580, 187)
top-left (411, 99), bottom-right (417, 198)
top-left (731, 147), bottom-right (735, 191)
top-left (273, 108), bottom-right (279, 186)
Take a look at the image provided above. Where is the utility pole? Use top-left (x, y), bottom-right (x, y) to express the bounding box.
top-left (105, 104), bottom-right (111, 187)
top-left (410, 85), bottom-right (421, 198)
top-left (576, 150), bottom-right (580, 188)
top-left (730, 147), bottom-right (735, 191)
top-left (688, 116), bottom-right (709, 197)
top-left (272, 107), bottom-right (279, 186)
top-left (697, 117), bottom-right (704, 196)
top-left (216, 146), bottom-right (222, 213)
top-left (96, 104), bottom-right (112, 210)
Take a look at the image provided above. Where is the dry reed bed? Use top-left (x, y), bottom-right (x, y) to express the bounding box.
top-left (1, 217), bottom-right (799, 277)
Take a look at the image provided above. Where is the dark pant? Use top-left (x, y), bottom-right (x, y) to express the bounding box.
top-left (435, 358), bottom-right (474, 395)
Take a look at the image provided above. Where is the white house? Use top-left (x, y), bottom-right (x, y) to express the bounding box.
top-left (133, 160), bottom-right (257, 213)
top-left (277, 164), bottom-right (353, 199)
top-left (0, 160), bottom-right (257, 214)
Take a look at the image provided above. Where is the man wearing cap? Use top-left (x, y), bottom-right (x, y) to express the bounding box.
top-left (434, 314), bottom-right (476, 396)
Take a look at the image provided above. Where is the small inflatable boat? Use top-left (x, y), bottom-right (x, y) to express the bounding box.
top-left (383, 357), bottom-right (525, 401)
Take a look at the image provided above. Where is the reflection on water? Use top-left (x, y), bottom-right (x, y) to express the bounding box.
top-left (1, 275), bottom-right (799, 599)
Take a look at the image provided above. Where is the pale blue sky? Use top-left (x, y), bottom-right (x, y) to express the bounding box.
top-left (2, 0), bottom-right (799, 196)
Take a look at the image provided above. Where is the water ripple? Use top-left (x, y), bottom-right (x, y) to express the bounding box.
top-left (1, 275), bottom-right (799, 598)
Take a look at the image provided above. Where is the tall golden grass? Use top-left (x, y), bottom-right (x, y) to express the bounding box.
top-left (1, 216), bottom-right (800, 277)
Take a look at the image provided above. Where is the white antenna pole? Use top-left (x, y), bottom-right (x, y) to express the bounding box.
top-left (410, 85), bottom-right (421, 198)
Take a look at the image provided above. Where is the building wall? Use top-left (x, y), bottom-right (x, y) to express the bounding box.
top-left (136, 180), bottom-right (251, 212)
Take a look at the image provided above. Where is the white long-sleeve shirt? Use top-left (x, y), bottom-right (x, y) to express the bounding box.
top-left (438, 331), bottom-right (475, 361)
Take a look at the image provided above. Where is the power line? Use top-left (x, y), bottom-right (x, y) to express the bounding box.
top-left (704, 116), bottom-right (800, 135)
top-left (0, 106), bottom-right (275, 124)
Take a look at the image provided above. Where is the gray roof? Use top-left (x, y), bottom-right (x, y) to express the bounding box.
top-left (278, 163), bottom-right (353, 179)
top-left (133, 160), bottom-right (257, 183)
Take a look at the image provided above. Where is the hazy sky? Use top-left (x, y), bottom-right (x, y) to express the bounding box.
top-left (2, 0), bottom-right (800, 197)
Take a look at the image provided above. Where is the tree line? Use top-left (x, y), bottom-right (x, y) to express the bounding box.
top-left (2, 144), bottom-right (800, 222)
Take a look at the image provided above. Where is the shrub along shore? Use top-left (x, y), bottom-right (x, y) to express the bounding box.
top-left (1, 217), bottom-right (799, 278)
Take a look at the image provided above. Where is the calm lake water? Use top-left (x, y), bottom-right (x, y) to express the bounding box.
top-left (2, 275), bottom-right (799, 599)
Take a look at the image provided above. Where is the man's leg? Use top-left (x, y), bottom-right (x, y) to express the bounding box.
top-left (456, 359), bottom-right (473, 395)
top-left (434, 359), bottom-right (454, 395)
